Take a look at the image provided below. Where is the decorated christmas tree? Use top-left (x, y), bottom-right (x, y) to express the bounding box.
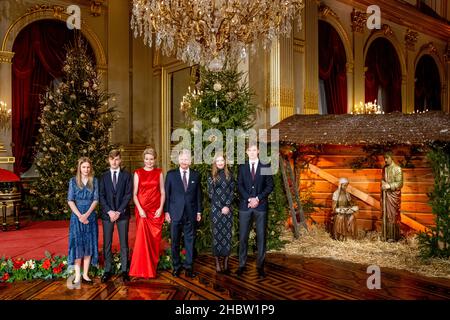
top-left (28, 37), bottom-right (117, 218)
top-left (179, 64), bottom-right (288, 252)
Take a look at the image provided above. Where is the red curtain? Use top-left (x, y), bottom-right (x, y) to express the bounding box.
top-left (365, 38), bottom-right (402, 113)
top-left (319, 21), bottom-right (347, 115)
top-left (414, 55), bottom-right (441, 111)
top-left (12, 20), bottom-right (87, 175)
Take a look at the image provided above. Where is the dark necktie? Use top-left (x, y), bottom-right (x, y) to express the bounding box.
top-left (251, 162), bottom-right (255, 180)
top-left (182, 170), bottom-right (188, 191)
top-left (113, 171), bottom-right (117, 190)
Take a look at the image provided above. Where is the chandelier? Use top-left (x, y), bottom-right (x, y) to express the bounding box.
top-left (131, 0), bottom-right (304, 71)
top-left (0, 101), bottom-right (11, 131)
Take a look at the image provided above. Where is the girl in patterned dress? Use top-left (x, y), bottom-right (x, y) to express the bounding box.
top-left (207, 153), bottom-right (235, 273)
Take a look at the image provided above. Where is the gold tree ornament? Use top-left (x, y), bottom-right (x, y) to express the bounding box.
top-left (131, 0), bottom-right (304, 71)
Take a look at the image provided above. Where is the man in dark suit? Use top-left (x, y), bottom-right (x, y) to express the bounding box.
top-left (237, 143), bottom-right (274, 278)
top-left (99, 149), bottom-right (133, 282)
top-left (164, 149), bottom-right (202, 278)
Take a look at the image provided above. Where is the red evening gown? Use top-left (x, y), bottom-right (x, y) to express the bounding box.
top-left (129, 168), bottom-right (164, 278)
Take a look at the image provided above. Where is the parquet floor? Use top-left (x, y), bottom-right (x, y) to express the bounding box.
top-left (1, 254), bottom-right (449, 300)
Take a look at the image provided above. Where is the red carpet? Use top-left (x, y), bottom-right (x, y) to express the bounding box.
top-left (0, 217), bottom-right (137, 260)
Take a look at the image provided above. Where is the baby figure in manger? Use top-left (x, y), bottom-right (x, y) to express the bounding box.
top-left (332, 177), bottom-right (359, 240)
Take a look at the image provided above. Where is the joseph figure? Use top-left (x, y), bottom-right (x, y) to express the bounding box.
top-left (381, 152), bottom-right (403, 242)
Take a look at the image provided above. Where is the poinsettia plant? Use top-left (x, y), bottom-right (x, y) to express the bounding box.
top-left (0, 249), bottom-right (179, 283)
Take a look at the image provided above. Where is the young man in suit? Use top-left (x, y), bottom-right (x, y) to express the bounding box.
top-left (164, 149), bottom-right (202, 278)
top-left (237, 143), bottom-right (274, 278)
top-left (99, 149), bottom-right (133, 282)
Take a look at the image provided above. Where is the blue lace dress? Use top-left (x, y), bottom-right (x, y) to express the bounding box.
top-left (67, 177), bottom-right (99, 266)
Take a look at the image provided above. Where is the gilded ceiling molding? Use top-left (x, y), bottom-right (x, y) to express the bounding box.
top-left (350, 8), bottom-right (367, 33)
top-left (405, 29), bottom-right (419, 51)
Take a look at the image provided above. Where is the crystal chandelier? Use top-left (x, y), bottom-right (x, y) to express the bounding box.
top-left (0, 101), bottom-right (11, 131)
top-left (131, 0), bottom-right (304, 71)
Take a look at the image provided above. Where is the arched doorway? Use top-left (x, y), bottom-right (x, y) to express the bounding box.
top-left (11, 19), bottom-right (95, 175)
top-left (415, 55), bottom-right (442, 111)
top-left (365, 38), bottom-right (402, 113)
top-left (318, 20), bottom-right (347, 114)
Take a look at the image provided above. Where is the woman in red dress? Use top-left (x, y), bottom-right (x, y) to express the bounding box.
top-left (129, 148), bottom-right (165, 278)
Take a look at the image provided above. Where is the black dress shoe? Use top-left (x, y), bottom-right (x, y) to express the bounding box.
top-left (172, 269), bottom-right (181, 277)
top-left (236, 267), bottom-right (245, 276)
top-left (81, 277), bottom-right (94, 285)
top-left (185, 269), bottom-right (196, 278)
top-left (121, 272), bottom-right (130, 282)
top-left (257, 268), bottom-right (266, 278)
top-left (101, 272), bottom-right (112, 283)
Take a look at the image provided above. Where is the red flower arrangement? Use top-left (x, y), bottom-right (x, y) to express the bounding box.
top-left (52, 263), bottom-right (65, 274)
top-left (2, 273), bottom-right (9, 281)
top-left (12, 259), bottom-right (24, 270)
top-left (42, 259), bottom-right (52, 270)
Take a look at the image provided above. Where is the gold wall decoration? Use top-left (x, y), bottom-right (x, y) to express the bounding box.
top-left (381, 24), bottom-right (394, 37)
top-left (351, 9), bottom-right (367, 33)
top-left (0, 157), bottom-right (15, 164)
top-left (405, 29), bottom-right (419, 51)
top-left (346, 62), bottom-right (354, 74)
top-left (445, 43), bottom-right (450, 62)
top-left (25, 4), bottom-right (64, 18)
top-left (0, 51), bottom-right (14, 64)
top-left (319, 4), bottom-right (338, 20)
top-left (90, 0), bottom-right (104, 17)
top-left (293, 38), bottom-right (305, 53)
top-left (303, 91), bottom-right (319, 114)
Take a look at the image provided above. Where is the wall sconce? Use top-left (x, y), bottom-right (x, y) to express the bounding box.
top-left (0, 101), bottom-right (12, 131)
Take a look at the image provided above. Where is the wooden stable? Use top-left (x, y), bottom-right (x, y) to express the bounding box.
top-left (272, 112), bottom-right (450, 234)
top-left (298, 145), bottom-right (433, 232)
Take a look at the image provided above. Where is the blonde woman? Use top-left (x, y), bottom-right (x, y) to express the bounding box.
top-left (67, 157), bottom-right (99, 287)
top-left (207, 153), bottom-right (235, 273)
top-left (129, 148), bottom-right (165, 278)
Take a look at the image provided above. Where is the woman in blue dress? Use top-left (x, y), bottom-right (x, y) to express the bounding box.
top-left (67, 157), bottom-right (99, 286)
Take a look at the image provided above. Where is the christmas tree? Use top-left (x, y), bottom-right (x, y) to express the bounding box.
top-left (418, 143), bottom-right (450, 258)
top-left (179, 64), bottom-right (288, 252)
top-left (29, 37), bottom-right (117, 218)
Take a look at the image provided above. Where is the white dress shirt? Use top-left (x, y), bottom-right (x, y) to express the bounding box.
top-left (249, 159), bottom-right (259, 174)
top-left (110, 168), bottom-right (120, 182)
